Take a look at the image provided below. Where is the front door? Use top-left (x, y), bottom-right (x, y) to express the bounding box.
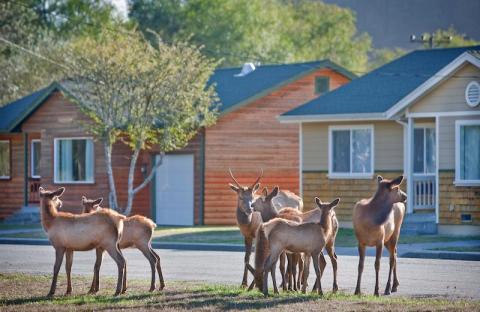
top-left (155, 154), bottom-right (194, 226)
top-left (412, 126), bottom-right (436, 210)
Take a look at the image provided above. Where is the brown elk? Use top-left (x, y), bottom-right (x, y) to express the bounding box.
top-left (81, 197), bottom-right (165, 293)
top-left (228, 168), bottom-right (263, 288)
top-left (255, 197), bottom-right (340, 296)
top-left (353, 175), bottom-right (407, 296)
top-left (38, 187), bottom-right (126, 296)
top-left (252, 186), bottom-right (304, 292)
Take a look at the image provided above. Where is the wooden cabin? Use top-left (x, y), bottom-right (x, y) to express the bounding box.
top-left (0, 60), bottom-right (354, 225)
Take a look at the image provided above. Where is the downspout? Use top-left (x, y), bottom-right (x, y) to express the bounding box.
top-left (23, 133), bottom-right (28, 206)
top-left (199, 127), bottom-right (206, 225)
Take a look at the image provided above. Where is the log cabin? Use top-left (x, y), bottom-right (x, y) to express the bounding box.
top-left (0, 60), bottom-right (354, 225)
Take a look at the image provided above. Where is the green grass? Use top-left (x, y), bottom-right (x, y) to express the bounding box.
top-left (428, 245), bottom-right (480, 252)
top-left (0, 223), bottom-right (42, 231)
top-left (0, 273), bottom-right (478, 311)
top-left (2, 224), bottom-right (480, 248)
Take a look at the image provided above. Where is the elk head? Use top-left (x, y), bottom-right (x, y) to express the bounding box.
top-left (252, 186), bottom-right (279, 214)
top-left (376, 175), bottom-right (407, 204)
top-left (228, 168), bottom-right (262, 215)
top-left (39, 186), bottom-right (65, 210)
top-left (81, 196), bottom-right (103, 213)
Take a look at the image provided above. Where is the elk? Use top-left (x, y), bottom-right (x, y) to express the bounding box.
top-left (255, 197), bottom-right (340, 296)
top-left (81, 197), bottom-right (165, 293)
top-left (38, 187), bottom-right (126, 296)
top-left (252, 186), bottom-right (304, 292)
top-left (353, 175), bottom-right (407, 296)
top-left (229, 168), bottom-right (263, 288)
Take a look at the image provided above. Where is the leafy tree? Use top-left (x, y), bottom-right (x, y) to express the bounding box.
top-left (128, 0), bottom-right (372, 72)
top-left (421, 26), bottom-right (480, 49)
top-left (59, 30), bottom-right (219, 215)
top-left (368, 48), bottom-right (406, 70)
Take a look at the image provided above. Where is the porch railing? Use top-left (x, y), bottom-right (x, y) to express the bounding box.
top-left (413, 175), bottom-right (436, 209)
top-left (28, 178), bottom-right (41, 204)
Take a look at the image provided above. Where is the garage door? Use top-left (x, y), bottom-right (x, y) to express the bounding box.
top-left (155, 154), bottom-right (194, 226)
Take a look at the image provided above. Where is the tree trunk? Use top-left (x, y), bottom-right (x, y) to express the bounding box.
top-left (103, 139), bottom-right (119, 211)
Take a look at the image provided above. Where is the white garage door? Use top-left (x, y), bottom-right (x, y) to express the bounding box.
top-left (155, 154), bottom-right (194, 226)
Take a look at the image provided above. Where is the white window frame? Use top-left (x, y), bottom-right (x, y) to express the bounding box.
top-left (54, 137), bottom-right (95, 184)
top-left (455, 120), bottom-right (480, 186)
top-left (31, 139), bottom-right (41, 178)
top-left (328, 125), bottom-right (374, 179)
top-left (413, 123), bottom-right (436, 176)
top-left (0, 140), bottom-right (10, 179)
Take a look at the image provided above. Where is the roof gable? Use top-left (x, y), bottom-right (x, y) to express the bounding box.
top-left (281, 46), bottom-right (480, 121)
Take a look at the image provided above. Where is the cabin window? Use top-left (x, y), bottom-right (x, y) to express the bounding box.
top-left (315, 76), bottom-right (330, 94)
top-left (54, 138), bottom-right (94, 183)
top-left (328, 125), bottom-right (374, 178)
top-left (0, 140), bottom-right (10, 179)
top-left (413, 126), bottom-right (436, 174)
top-left (455, 120), bottom-right (480, 186)
top-left (31, 140), bottom-right (41, 178)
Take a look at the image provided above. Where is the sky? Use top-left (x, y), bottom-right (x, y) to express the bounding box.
top-left (108, 0), bottom-right (128, 19)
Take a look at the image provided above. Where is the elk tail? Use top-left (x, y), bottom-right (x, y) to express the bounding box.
top-left (254, 223), bottom-right (270, 290)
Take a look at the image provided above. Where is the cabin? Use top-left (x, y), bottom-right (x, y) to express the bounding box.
top-left (279, 46), bottom-right (480, 235)
top-left (0, 60), bottom-right (354, 225)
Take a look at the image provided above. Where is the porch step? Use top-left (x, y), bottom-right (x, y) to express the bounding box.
top-left (401, 213), bottom-right (437, 235)
top-left (2, 206), bottom-right (41, 225)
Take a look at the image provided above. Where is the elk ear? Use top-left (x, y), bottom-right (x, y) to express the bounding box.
top-left (229, 183), bottom-right (239, 193)
top-left (93, 198), bottom-right (103, 206)
top-left (53, 187), bottom-right (65, 197)
top-left (267, 186), bottom-right (279, 200)
top-left (329, 198), bottom-right (340, 209)
top-left (389, 175), bottom-right (404, 189)
top-left (262, 187), bottom-right (268, 197)
top-left (39, 187), bottom-right (46, 196)
top-left (81, 196), bottom-right (87, 204)
top-left (315, 197), bottom-right (322, 208)
top-left (252, 183), bottom-right (260, 193)
top-left (377, 175), bottom-right (384, 184)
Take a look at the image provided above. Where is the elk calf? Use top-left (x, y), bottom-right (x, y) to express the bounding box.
top-left (82, 197), bottom-right (165, 293)
top-left (353, 175), bottom-right (407, 296)
top-left (255, 197), bottom-right (340, 296)
top-left (39, 187), bottom-right (126, 296)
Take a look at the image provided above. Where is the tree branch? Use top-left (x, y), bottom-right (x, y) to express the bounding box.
top-left (133, 151), bottom-right (165, 195)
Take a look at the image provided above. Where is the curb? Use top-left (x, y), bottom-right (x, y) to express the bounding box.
top-left (401, 251), bottom-right (480, 261)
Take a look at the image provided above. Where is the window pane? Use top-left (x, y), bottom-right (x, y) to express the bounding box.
top-left (425, 128), bottom-right (436, 174)
top-left (413, 128), bottom-right (424, 173)
top-left (32, 141), bottom-right (41, 177)
top-left (315, 77), bottom-right (330, 94)
top-left (0, 142), bottom-right (10, 178)
top-left (55, 139), bottom-right (93, 182)
top-left (460, 125), bottom-right (480, 180)
top-left (332, 130), bottom-right (350, 173)
top-left (352, 129), bottom-right (372, 173)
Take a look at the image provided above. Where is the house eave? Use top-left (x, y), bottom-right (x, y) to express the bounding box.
top-left (278, 112), bottom-right (387, 123)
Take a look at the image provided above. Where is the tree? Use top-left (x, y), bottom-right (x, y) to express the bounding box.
top-left (422, 26), bottom-right (480, 49)
top-left (128, 0), bottom-right (372, 72)
top-left (60, 30), bottom-right (218, 215)
top-left (368, 48), bottom-right (406, 71)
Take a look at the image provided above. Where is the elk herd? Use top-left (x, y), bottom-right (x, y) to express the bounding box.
top-left (38, 168), bottom-right (406, 298)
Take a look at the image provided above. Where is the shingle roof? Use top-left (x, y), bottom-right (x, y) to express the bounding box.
top-left (0, 60), bottom-right (355, 132)
top-left (282, 46), bottom-right (480, 117)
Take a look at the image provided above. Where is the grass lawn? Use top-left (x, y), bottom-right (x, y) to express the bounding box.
top-left (0, 273), bottom-right (478, 311)
top-left (428, 246), bottom-right (480, 252)
top-left (2, 225), bottom-right (480, 248)
top-left (0, 223), bottom-right (42, 231)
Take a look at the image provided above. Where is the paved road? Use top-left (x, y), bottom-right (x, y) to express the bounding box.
top-left (0, 244), bottom-right (479, 299)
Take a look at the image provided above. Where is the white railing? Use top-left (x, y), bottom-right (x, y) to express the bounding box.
top-left (413, 175), bottom-right (436, 209)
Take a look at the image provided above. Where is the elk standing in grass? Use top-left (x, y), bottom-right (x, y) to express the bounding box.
top-left (255, 197), bottom-right (340, 296)
top-left (38, 187), bottom-right (126, 296)
top-left (229, 169), bottom-right (263, 288)
top-left (81, 197), bottom-right (165, 293)
top-left (353, 175), bottom-right (407, 296)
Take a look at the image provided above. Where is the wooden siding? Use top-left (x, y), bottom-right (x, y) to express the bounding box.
top-left (0, 134), bottom-right (24, 219)
top-left (302, 121), bottom-right (404, 171)
top-left (439, 171), bottom-right (480, 225)
top-left (204, 68), bottom-right (351, 225)
top-left (438, 115), bottom-right (480, 170)
top-left (303, 171), bottom-right (406, 221)
top-left (410, 63), bottom-right (480, 113)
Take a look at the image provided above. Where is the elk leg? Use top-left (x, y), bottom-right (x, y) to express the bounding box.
top-left (297, 254), bottom-right (304, 290)
top-left (392, 246), bottom-right (399, 292)
top-left (279, 252), bottom-right (286, 291)
top-left (48, 247), bottom-right (65, 297)
top-left (122, 249), bottom-right (127, 294)
top-left (326, 243), bottom-right (338, 293)
top-left (242, 237), bottom-right (253, 287)
top-left (150, 247), bottom-right (165, 290)
top-left (354, 244), bottom-right (365, 296)
top-left (291, 254), bottom-right (298, 291)
top-left (65, 250), bottom-right (73, 295)
top-left (312, 253), bottom-right (326, 291)
top-left (89, 248), bottom-right (104, 294)
top-left (311, 252), bottom-right (323, 296)
top-left (270, 264), bottom-right (279, 294)
top-left (301, 253), bottom-right (311, 294)
top-left (138, 244), bottom-right (156, 292)
top-left (106, 245), bottom-right (125, 296)
top-left (263, 249), bottom-right (282, 297)
top-left (374, 243), bottom-right (383, 297)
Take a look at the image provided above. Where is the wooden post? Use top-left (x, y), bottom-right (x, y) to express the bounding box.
top-left (407, 117), bottom-right (414, 214)
top-left (23, 132), bottom-right (28, 206)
